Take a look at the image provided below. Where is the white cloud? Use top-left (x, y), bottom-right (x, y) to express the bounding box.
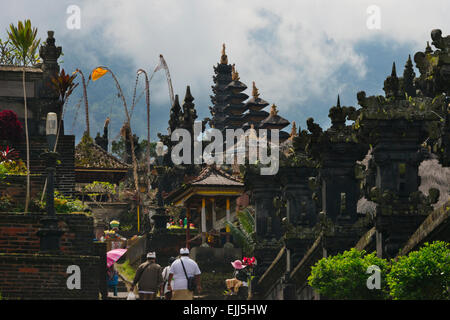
top-left (2, 0), bottom-right (450, 134)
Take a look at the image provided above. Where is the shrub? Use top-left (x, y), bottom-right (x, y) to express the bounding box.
top-left (83, 181), bottom-right (116, 201)
top-left (0, 146), bottom-right (19, 162)
top-left (0, 163), bottom-right (7, 180)
top-left (308, 248), bottom-right (389, 299)
top-left (0, 195), bottom-right (14, 211)
top-left (387, 241), bottom-right (450, 300)
top-left (0, 110), bottom-right (23, 142)
top-left (39, 190), bottom-right (88, 214)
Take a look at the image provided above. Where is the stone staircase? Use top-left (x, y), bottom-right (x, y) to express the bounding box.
top-left (107, 274), bottom-right (131, 300)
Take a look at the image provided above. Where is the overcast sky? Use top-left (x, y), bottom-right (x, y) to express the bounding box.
top-left (2, 0), bottom-right (450, 144)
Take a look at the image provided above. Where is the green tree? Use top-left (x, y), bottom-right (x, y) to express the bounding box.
top-left (7, 20), bottom-right (40, 212)
top-left (112, 137), bottom-right (156, 162)
top-left (387, 241), bottom-right (450, 300)
top-left (225, 207), bottom-right (255, 256)
top-left (308, 248), bottom-right (389, 300)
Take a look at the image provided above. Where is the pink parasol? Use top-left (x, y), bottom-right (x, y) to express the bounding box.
top-left (107, 248), bottom-right (127, 268)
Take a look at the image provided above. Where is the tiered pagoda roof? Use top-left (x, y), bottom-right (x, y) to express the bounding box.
top-left (242, 82), bottom-right (270, 130)
top-left (207, 44), bottom-right (292, 142)
top-left (223, 65), bottom-right (249, 130)
top-left (209, 44), bottom-right (233, 130)
top-left (259, 104), bottom-right (290, 129)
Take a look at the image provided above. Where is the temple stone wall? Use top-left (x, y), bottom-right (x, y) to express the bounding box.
top-left (0, 175), bottom-right (45, 205)
top-left (0, 254), bottom-right (99, 300)
top-left (0, 213), bottom-right (96, 255)
top-left (0, 212), bottom-right (103, 299)
top-left (14, 135), bottom-right (75, 196)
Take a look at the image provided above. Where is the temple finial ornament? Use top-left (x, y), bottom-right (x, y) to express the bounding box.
top-left (231, 64), bottom-right (240, 81)
top-left (383, 61), bottom-right (400, 99)
top-left (391, 62), bottom-right (397, 77)
top-left (289, 121), bottom-right (297, 139)
top-left (220, 43), bottom-right (228, 64)
top-left (252, 81), bottom-right (260, 99)
top-left (337, 94), bottom-right (341, 108)
top-left (270, 104), bottom-right (278, 116)
top-left (425, 41), bottom-right (433, 54)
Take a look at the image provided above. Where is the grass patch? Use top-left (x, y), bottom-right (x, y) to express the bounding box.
top-left (116, 259), bottom-right (136, 282)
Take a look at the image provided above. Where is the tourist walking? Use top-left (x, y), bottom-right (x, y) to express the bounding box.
top-left (161, 256), bottom-right (176, 300)
top-left (107, 265), bottom-right (119, 296)
top-left (167, 248), bottom-right (202, 300)
top-left (228, 259), bottom-right (249, 299)
top-left (131, 252), bottom-right (163, 300)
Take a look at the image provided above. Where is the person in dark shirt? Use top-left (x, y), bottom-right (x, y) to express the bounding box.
top-left (131, 252), bottom-right (163, 300)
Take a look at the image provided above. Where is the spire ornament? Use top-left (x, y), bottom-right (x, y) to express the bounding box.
top-left (383, 62), bottom-right (401, 99)
top-left (289, 121), bottom-right (298, 139)
top-left (231, 64), bottom-right (240, 81)
top-left (270, 104), bottom-right (278, 116)
top-left (252, 81), bottom-right (260, 99)
top-left (220, 43), bottom-right (228, 64)
top-left (425, 41), bottom-right (433, 54)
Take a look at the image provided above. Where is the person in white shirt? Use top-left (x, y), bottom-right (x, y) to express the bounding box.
top-left (167, 248), bottom-right (202, 300)
top-left (161, 256), bottom-right (176, 300)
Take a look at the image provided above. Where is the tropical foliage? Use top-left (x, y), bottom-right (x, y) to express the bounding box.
top-left (51, 69), bottom-right (78, 104)
top-left (225, 207), bottom-right (255, 256)
top-left (0, 36), bottom-right (40, 66)
top-left (0, 146), bottom-right (27, 177)
top-left (387, 241), bottom-right (450, 300)
top-left (7, 19), bottom-right (40, 213)
top-left (6, 20), bottom-right (40, 66)
top-left (0, 146), bottom-right (19, 162)
top-left (308, 248), bottom-right (389, 300)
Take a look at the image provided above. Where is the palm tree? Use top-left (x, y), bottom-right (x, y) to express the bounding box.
top-left (225, 207), bottom-right (255, 256)
top-left (7, 20), bottom-right (40, 212)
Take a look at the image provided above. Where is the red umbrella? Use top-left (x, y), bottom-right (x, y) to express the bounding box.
top-left (107, 248), bottom-right (127, 268)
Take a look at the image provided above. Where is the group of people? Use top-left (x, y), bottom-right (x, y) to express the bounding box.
top-left (130, 247), bottom-right (202, 300)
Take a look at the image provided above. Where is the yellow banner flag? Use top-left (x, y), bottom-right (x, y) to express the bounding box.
top-left (91, 67), bottom-right (108, 81)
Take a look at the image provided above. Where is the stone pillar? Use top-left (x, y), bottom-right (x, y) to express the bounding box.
top-left (38, 31), bottom-right (62, 131)
top-left (281, 167), bottom-right (317, 227)
top-left (211, 198), bottom-right (216, 230)
top-left (250, 175), bottom-right (282, 239)
top-left (225, 198), bottom-right (231, 244)
top-left (279, 166), bottom-right (319, 298)
top-left (360, 118), bottom-right (434, 258)
top-left (201, 198), bottom-right (208, 246)
top-left (186, 207), bottom-right (191, 249)
top-left (245, 171), bottom-right (283, 299)
top-left (319, 142), bottom-right (365, 224)
top-left (282, 247), bottom-right (297, 300)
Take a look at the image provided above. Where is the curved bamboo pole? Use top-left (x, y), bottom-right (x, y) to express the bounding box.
top-left (74, 69), bottom-right (90, 136)
top-left (92, 66), bottom-right (139, 196)
top-left (134, 69), bottom-right (151, 183)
